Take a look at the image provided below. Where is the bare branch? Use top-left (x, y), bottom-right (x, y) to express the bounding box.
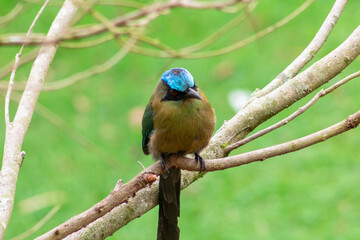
top-left (179, 3), bottom-right (256, 54)
top-left (175, 109), bottom-right (360, 171)
top-left (43, 36), bottom-right (138, 91)
top-left (82, 24), bottom-right (360, 237)
top-left (103, 0), bottom-right (310, 59)
top-left (119, 2), bottom-right (256, 57)
top-left (253, 0), bottom-right (348, 98)
top-left (70, 0), bottom-right (100, 27)
top-left (34, 103), bottom-right (123, 169)
top-left (0, 90), bottom-right (123, 169)
top-left (4, 0), bottom-right (50, 126)
top-left (36, 24), bottom-right (360, 240)
top-left (181, 0), bottom-right (314, 59)
top-left (0, 36), bottom-right (136, 91)
top-left (0, 48), bottom-right (39, 80)
top-left (226, 69), bottom-right (360, 152)
top-left (59, 34), bottom-right (113, 48)
top-left (79, 1), bottom-right (124, 37)
top-left (0, 0), bottom-right (356, 238)
top-left (55, 107), bottom-right (360, 239)
top-left (209, 25), bottom-right (360, 159)
top-left (35, 168), bottom-right (160, 240)
top-left (22, 0), bottom-right (145, 8)
top-left (0, 0), bottom-right (246, 46)
top-left (9, 205), bottom-right (61, 240)
top-left (0, 34), bottom-right (58, 46)
top-left (0, 0), bottom-right (78, 238)
top-left (63, 180), bottom-right (160, 240)
top-left (0, 3), bottom-right (24, 29)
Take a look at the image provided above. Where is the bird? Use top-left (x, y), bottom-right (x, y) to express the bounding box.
top-left (141, 67), bottom-right (215, 240)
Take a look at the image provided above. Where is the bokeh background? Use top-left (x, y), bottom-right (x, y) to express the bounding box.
top-left (1, 0), bottom-right (360, 239)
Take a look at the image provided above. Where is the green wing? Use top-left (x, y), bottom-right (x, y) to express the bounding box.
top-left (142, 104), bottom-right (154, 155)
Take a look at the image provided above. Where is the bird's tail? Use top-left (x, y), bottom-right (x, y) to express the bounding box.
top-left (157, 167), bottom-right (181, 240)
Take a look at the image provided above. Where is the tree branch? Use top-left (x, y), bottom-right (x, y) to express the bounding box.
top-left (10, 205), bottom-right (61, 240)
top-left (36, 24), bottom-right (360, 240)
top-left (42, 35), bottom-right (138, 91)
top-left (173, 109), bottom-right (360, 171)
top-left (0, 48), bottom-right (39, 80)
top-left (179, 3), bottom-right (256, 54)
top-left (57, 107), bottom-right (360, 240)
top-left (5, 0), bottom-right (50, 126)
top-left (104, 0), bottom-right (311, 59)
top-left (0, 0), bottom-right (78, 238)
top-left (0, 90), bottom-right (122, 169)
top-left (253, 0), bottom-right (348, 98)
top-left (35, 170), bottom-right (160, 240)
top-left (22, 0), bottom-right (144, 8)
top-left (181, 0), bottom-right (314, 59)
top-left (0, 0), bottom-right (246, 46)
top-left (0, 3), bottom-right (24, 29)
top-left (209, 25), bottom-right (360, 158)
top-left (226, 69), bottom-right (360, 152)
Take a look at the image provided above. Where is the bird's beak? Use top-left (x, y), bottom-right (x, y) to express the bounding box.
top-left (186, 88), bottom-right (202, 101)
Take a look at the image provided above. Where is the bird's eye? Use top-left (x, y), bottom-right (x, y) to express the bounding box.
top-left (170, 89), bottom-right (177, 96)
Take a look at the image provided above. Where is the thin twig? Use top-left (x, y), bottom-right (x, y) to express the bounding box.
top-left (0, 0), bottom-right (245, 46)
top-left (5, 0), bottom-right (50, 126)
top-left (55, 2), bottom-right (144, 90)
top-left (0, 35), bottom-right (135, 91)
top-left (146, 58), bottom-right (175, 83)
top-left (0, 3), bottom-right (24, 29)
top-left (110, 0), bottom-right (311, 59)
top-left (43, 36), bottom-right (138, 91)
top-left (253, 0), bottom-right (348, 98)
top-left (180, 2), bottom-right (257, 54)
top-left (181, 0), bottom-right (314, 59)
top-left (70, 0), bottom-right (100, 26)
top-left (0, 48), bottom-right (39, 80)
top-left (226, 69), bottom-right (360, 153)
top-left (0, 90), bottom-right (123, 169)
top-left (0, 35), bottom-right (168, 90)
top-left (137, 161), bottom-right (146, 170)
top-left (22, 0), bottom-right (145, 8)
top-left (10, 205), bottom-right (61, 240)
top-left (60, 33), bottom-right (113, 48)
top-left (97, 1), bottom-right (250, 58)
top-left (80, 1), bottom-right (124, 37)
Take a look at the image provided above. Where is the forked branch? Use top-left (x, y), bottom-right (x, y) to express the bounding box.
top-left (42, 107), bottom-right (360, 240)
top-left (37, 24), bottom-right (360, 240)
top-left (0, 0), bottom-right (78, 238)
top-left (253, 0), bottom-right (348, 98)
top-left (226, 70), bottom-right (360, 152)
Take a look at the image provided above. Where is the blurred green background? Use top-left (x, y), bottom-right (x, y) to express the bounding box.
top-left (1, 0), bottom-right (360, 239)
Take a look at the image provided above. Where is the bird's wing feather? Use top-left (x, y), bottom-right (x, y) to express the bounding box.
top-left (141, 104), bottom-right (154, 155)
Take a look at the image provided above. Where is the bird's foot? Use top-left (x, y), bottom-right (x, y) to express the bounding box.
top-left (194, 153), bottom-right (205, 172)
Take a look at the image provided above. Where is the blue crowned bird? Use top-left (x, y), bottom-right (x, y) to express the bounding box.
top-left (142, 67), bottom-right (215, 240)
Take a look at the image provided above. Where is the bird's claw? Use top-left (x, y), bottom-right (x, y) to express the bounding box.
top-left (194, 153), bottom-right (205, 172)
top-left (160, 157), bottom-right (169, 173)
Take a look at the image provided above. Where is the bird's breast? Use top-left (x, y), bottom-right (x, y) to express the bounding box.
top-left (149, 98), bottom-right (215, 159)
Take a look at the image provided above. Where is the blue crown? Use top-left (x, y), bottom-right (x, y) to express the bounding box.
top-left (161, 68), bottom-right (195, 92)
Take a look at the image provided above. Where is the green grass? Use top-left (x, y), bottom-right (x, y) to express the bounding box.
top-left (1, 0), bottom-right (360, 239)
